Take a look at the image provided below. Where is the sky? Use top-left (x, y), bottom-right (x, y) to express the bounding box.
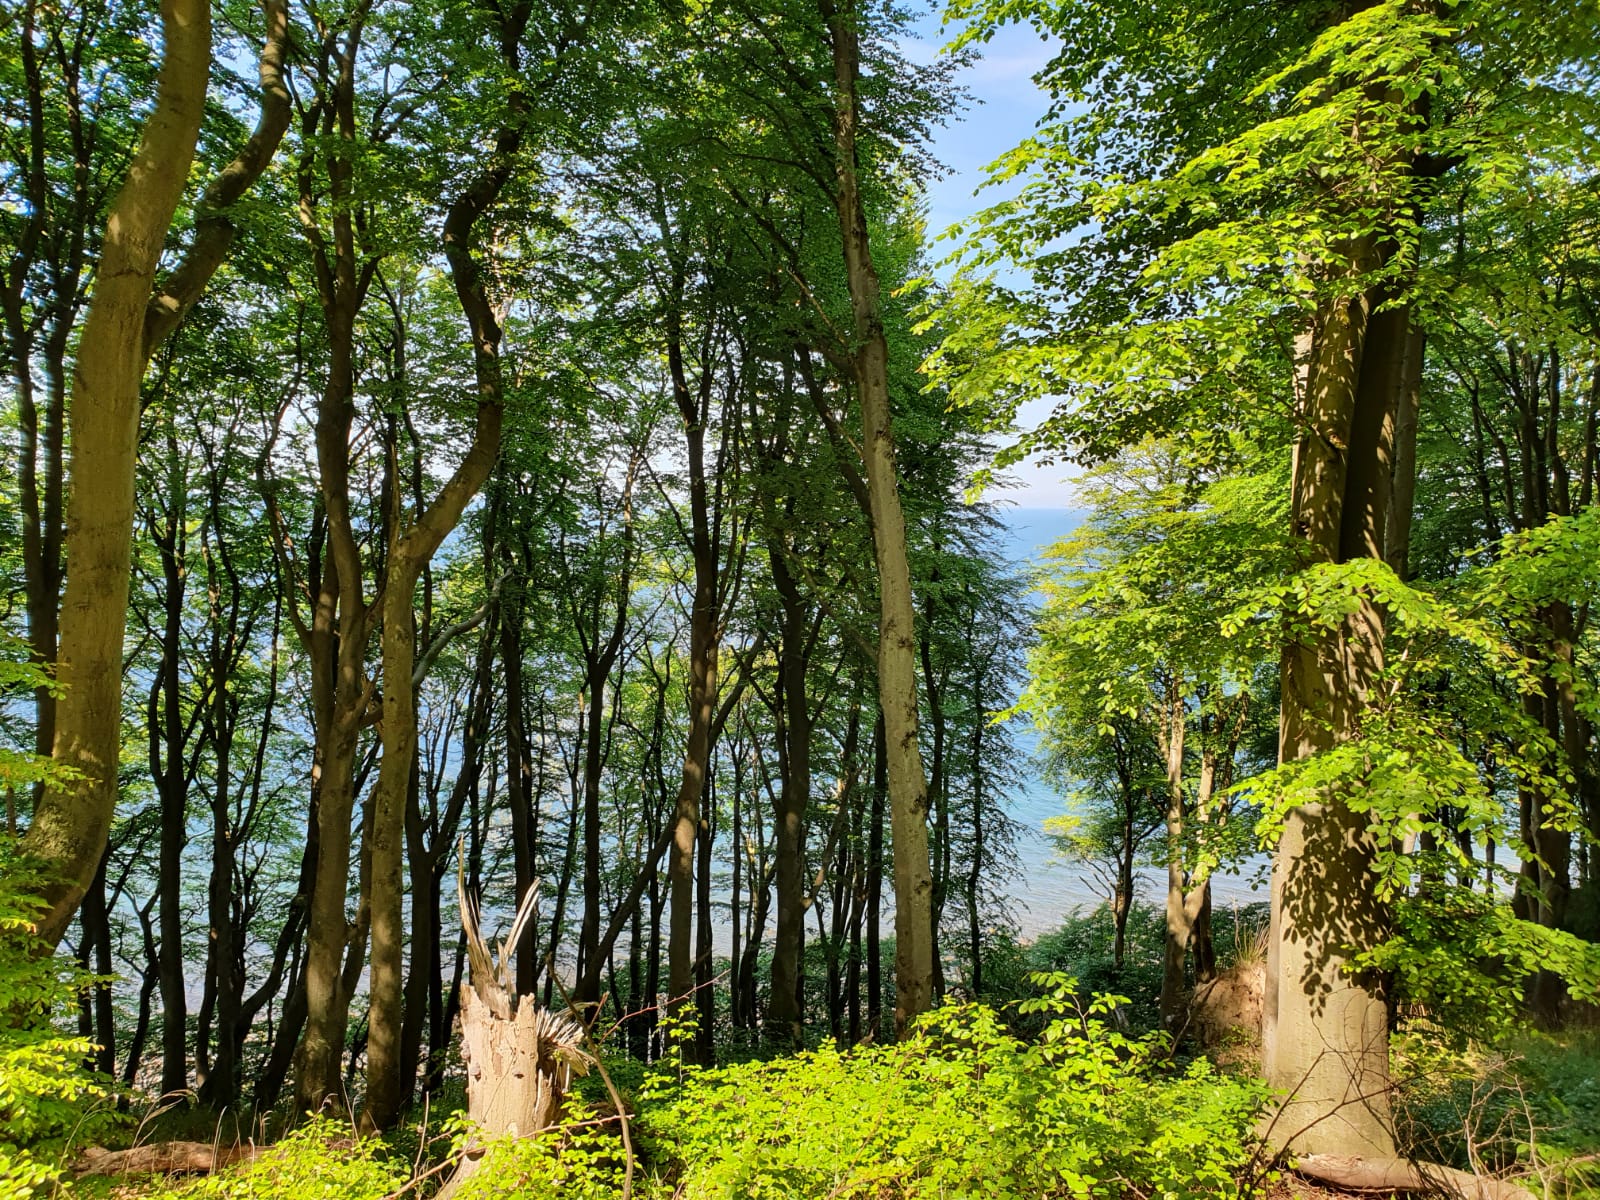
top-left (901, 11), bottom-right (1082, 511)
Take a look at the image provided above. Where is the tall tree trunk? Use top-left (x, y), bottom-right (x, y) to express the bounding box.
top-left (1264, 260), bottom-right (1405, 1158)
top-left (149, 425), bottom-right (191, 1100)
top-left (767, 546), bottom-right (810, 1046)
top-left (920, 590), bottom-right (948, 1000)
top-left (665, 288), bottom-right (722, 1054)
top-left (290, 2), bottom-right (384, 1117)
top-left (360, 82), bottom-right (515, 1118)
top-left (821, 0), bottom-right (935, 1034)
top-left (26, 0), bottom-right (288, 945)
top-left (24, 0), bottom-right (211, 947)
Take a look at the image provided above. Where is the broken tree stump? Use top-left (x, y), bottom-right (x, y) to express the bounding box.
top-left (437, 865), bottom-right (592, 1200)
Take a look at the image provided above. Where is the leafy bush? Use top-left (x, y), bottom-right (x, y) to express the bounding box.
top-left (0, 840), bottom-right (120, 1200)
top-left (639, 974), bottom-right (1270, 1199)
top-left (135, 1120), bottom-right (408, 1200)
top-left (451, 1102), bottom-right (628, 1200)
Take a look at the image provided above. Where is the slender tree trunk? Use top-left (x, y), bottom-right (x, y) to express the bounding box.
top-left (729, 744), bottom-right (744, 1032)
top-left (504, 581), bottom-right (539, 993)
top-left (695, 786), bottom-right (716, 1061)
top-left (1158, 683), bottom-right (1190, 1034)
top-left (151, 437), bottom-right (191, 1099)
top-left (866, 714), bottom-right (885, 1038)
top-left (203, 710), bottom-right (239, 1107)
top-left (79, 853), bottom-right (116, 1074)
top-left (767, 549), bottom-right (810, 1045)
top-left (1383, 323), bottom-right (1424, 581)
top-left (666, 316), bottom-right (721, 1050)
top-left (821, 0), bottom-right (935, 1032)
top-left (966, 660), bottom-right (987, 996)
top-left (920, 582), bottom-right (949, 1000)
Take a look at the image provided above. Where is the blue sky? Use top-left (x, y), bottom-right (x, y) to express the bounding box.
top-left (898, 11), bottom-right (1081, 510)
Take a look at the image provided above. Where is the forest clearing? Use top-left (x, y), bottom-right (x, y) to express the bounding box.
top-left (2, 0), bottom-right (1599, 1196)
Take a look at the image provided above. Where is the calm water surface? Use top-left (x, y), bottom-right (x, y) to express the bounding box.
top-left (994, 507), bottom-right (1268, 936)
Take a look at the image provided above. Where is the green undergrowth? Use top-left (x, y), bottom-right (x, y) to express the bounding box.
top-left (1396, 1026), bottom-right (1600, 1198)
top-left (0, 842), bottom-right (123, 1200)
top-left (637, 979), bottom-right (1269, 1199)
top-left (44, 975), bottom-right (1271, 1200)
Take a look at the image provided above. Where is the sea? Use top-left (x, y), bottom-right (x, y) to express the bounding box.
top-left (993, 506), bottom-right (1269, 936)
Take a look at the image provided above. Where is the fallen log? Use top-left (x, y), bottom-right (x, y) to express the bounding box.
top-left (73, 1141), bottom-right (257, 1177)
top-left (1293, 1154), bottom-right (1539, 1200)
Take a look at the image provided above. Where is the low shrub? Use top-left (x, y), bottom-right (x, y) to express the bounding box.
top-left (48, 977), bottom-right (1269, 1200)
top-left (639, 973), bottom-right (1270, 1199)
top-left (449, 1103), bottom-right (629, 1200)
top-left (134, 1120), bottom-right (408, 1200)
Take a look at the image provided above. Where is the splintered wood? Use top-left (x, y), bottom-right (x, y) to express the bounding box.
top-left (439, 860), bottom-right (593, 1199)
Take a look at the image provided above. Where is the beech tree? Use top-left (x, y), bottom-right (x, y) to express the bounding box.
top-left (939, 0), bottom-right (1600, 1167)
top-left (25, 0), bottom-right (290, 948)
top-left (1025, 445), bottom-right (1282, 1027)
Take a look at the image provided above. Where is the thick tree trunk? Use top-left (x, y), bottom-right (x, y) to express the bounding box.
top-left (24, 0), bottom-right (211, 947)
top-left (1264, 264), bottom-right (1405, 1158)
top-left (362, 178), bottom-right (508, 1125)
top-left (363, 573), bottom-right (421, 1130)
top-left (822, 0), bottom-right (935, 1034)
top-left (441, 884), bottom-right (591, 1200)
top-left (25, 0), bottom-right (287, 946)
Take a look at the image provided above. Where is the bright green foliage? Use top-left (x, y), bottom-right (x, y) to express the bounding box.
top-left (1227, 511), bottom-right (1600, 1039)
top-left (640, 977), bottom-right (1270, 1199)
top-left (133, 1121), bottom-right (407, 1200)
top-left (448, 1104), bottom-right (628, 1200)
top-left (38, 983), bottom-right (1268, 1200)
top-left (0, 840), bottom-right (118, 1198)
top-left (1022, 444), bottom-right (1283, 973)
top-left (931, 0), bottom-right (1599, 469)
top-left (0, 635), bottom-right (75, 798)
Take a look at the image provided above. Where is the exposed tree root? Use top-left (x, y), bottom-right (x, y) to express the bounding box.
top-left (1292, 1154), bottom-right (1538, 1200)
